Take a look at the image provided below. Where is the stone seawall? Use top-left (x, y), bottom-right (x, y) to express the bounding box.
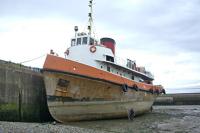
top-left (154, 93), bottom-right (200, 105)
top-left (0, 60), bottom-right (52, 122)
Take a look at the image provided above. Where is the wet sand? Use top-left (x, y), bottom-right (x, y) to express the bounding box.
top-left (1, 105), bottom-right (200, 133)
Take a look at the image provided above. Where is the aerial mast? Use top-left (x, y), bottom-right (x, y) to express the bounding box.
top-left (88, 0), bottom-right (93, 36)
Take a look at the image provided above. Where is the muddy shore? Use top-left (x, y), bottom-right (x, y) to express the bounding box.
top-left (1, 105), bottom-right (200, 133)
top-left (0, 121), bottom-right (105, 133)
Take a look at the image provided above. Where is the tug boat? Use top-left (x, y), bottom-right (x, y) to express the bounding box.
top-left (43, 0), bottom-right (165, 122)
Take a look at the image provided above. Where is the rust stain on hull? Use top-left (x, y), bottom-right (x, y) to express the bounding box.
top-left (43, 71), bottom-right (156, 122)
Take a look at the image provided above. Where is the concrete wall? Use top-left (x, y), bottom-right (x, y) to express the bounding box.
top-left (154, 93), bottom-right (200, 105)
top-left (0, 60), bottom-right (51, 122)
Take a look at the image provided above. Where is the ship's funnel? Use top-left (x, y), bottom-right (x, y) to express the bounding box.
top-left (100, 37), bottom-right (116, 55)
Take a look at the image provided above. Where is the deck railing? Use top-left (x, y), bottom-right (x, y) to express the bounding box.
top-left (112, 57), bottom-right (154, 79)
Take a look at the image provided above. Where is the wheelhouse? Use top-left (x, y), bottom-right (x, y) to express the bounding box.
top-left (71, 32), bottom-right (98, 46)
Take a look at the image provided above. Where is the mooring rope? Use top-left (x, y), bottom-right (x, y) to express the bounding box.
top-left (19, 54), bottom-right (46, 64)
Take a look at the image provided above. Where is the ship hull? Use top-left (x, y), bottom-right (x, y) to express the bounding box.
top-left (43, 70), bottom-right (156, 122)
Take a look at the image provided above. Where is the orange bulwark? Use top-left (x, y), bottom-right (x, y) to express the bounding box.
top-left (43, 54), bottom-right (163, 93)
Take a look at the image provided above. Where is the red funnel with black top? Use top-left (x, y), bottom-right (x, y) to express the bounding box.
top-left (100, 38), bottom-right (116, 55)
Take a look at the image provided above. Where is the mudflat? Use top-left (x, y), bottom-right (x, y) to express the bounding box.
top-left (0, 105), bottom-right (200, 133)
top-left (68, 105), bottom-right (200, 133)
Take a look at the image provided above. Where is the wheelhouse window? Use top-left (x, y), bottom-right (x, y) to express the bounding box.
top-left (89, 37), bottom-right (94, 45)
top-left (106, 55), bottom-right (114, 63)
top-left (71, 39), bottom-right (75, 46)
top-left (82, 37), bottom-right (88, 44)
top-left (77, 38), bottom-right (81, 45)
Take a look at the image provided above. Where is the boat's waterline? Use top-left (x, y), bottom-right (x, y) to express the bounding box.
top-left (47, 100), bottom-right (154, 122)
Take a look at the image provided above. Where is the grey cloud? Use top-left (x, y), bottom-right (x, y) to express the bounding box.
top-left (95, 0), bottom-right (200, 54)
top-left (0, 0), bottom-right (87, 20)
top-left (1, 0), bottom-right (200, 54)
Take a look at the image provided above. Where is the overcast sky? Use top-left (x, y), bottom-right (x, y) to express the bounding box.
top-left (0, 0), bottom-right (200, 92)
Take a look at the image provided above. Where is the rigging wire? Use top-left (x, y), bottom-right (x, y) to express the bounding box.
top-left (19, 54), bottom-right (46, 64)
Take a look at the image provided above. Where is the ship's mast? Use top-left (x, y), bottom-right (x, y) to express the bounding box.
top-left (88, 0), bottom-right (93, 36)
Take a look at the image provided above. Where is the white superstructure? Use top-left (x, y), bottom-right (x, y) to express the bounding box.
top-left (64, 0), bottom-right (154, 84)
top-left (64, 32), bottom-right (154, 84)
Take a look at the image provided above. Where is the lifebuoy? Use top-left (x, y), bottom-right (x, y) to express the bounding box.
top-left (90, 45), bottom-right (96, 53)
top-left (64, 49), bottom-right (69, 55)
